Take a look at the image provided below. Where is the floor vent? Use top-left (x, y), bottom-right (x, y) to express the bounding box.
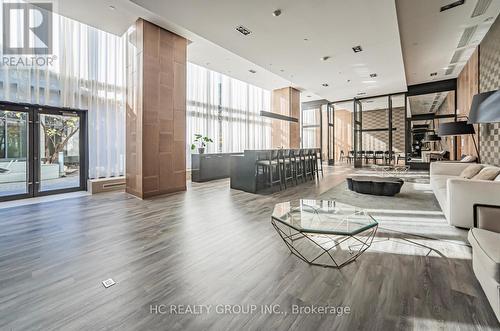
top-left (450, 49), bottom-right (465, 63)
top-left (102, 279), bottom-right (116, 288)
top-left (445, 65), bottom-right (456, 75)
top-left (471, 0), bottom-right (492, 17)
top-left (457, 25), bottom-right (477, 48)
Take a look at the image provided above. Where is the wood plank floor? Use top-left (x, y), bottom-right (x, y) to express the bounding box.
top-left (0, 165), bottom-right (499, 330)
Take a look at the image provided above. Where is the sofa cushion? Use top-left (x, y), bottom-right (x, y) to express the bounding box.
top-left (468, 228), bottom-right (500, 282)
top-left (472, 167), bottom-right (500, 181)
top-left (459, 164), bottom-right (483, 179)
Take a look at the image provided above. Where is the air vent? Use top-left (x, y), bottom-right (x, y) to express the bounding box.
top-left (440, 0), bottom-right (465, 12)
top-left (236, 25), bottom-right (252, 36)
top-left (450, 49), bottom-right (465, 63)
top-left (471, 0), bottom-right (492, 17)
top-left (445, 65), bottom-right (456, 75)
top-left (457, 25), bottom-right (477, 48)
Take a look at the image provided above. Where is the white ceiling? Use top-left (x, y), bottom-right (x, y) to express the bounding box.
top-left (396, 0), bottom-right (500, 85)
top-left (50, 0), bottom-right (500, 103)
top-left (51, 0), bottom-right (407, 102)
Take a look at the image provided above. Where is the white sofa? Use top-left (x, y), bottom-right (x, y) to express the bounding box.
top-left (430, 162), bottom-right (500, 228)
top-left (468, 204), bottom-right (500, 322)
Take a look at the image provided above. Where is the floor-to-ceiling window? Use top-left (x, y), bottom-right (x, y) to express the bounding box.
top-left (186, 63), bottom-right (271, 166)
top-left (0, 0), bottom-right (125, 184)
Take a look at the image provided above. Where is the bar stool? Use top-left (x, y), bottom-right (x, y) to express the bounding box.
top-left (279, 149), bottom-right (295, 188)
top-left (315, 148), bottom-right (323, 179)
top-left (304, 149), bottom-right (314, 180)
top-left (293, 149), bottom-right (305, 184)
top-left (255, 150), bottom-right (282, 191)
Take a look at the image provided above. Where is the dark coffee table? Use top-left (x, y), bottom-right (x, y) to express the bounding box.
top-left (347, 176), bottom-right (404, 196)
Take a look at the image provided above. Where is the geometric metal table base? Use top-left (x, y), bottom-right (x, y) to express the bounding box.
top-left (272, 218), bottom-right (378, 268)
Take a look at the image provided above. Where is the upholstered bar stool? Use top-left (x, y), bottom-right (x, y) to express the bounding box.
top-left (315, 148), bottom-right (324, 179)
top-left (279, 149), bottom-right (295, 188)
top-left (255, 150), bottom-right (282, 191)
top-left (293, 149), bottom-right (305, 184)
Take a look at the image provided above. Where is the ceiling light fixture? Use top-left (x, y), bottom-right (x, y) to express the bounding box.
top-left (303, 38), bottom-right (309, 41)
top-left (430, 72), bottom-right (438, 76)
top-left (322, 83), bottom-right (329, 87)
top-left (249, 69), bottom-right (257, 74)
top-left (369, 73), bottom-right (377, 78)
top-left (320, 56), bottom-right (331, 61)
top-left (109, 5), bottom-right (116, 10)
top-left (352, 45), bottom-right (363, 53)
top-left (272, 9), bottom-right (282, 17)
top-left (307, 95), bottom-right (312, 98)
top-left (440, 0), bottom-right (465, 12)
top-left (236, 25), bottom-right (252, 36)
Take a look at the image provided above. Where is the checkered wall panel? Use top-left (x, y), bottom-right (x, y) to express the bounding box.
top-left (362, 107), bottom-right (405, 152)
top-left (479, 16), bottom-right (500, 166)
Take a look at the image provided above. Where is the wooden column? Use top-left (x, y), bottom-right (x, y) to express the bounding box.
top-left (126, 19), bottom-right (187, 198)
top-left (271, 87), bottom-right (300, 148)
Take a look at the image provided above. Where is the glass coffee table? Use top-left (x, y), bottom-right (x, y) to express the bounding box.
top-left (271, 199), bottom-right (378, 268)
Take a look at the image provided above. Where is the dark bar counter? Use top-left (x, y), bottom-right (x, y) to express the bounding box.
top-left (191, 153), bottom-right (243, 182)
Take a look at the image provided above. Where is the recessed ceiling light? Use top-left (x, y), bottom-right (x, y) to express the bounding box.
top-left (369, 73), bottom-right (377, 78)
top-left (430, 72), bottom-right (438, 76)
top-left (272, 9), bottom-right (282, 17)
top-left (307, 95), bottom-right (312, 98)
top-left (249, 69), bottom-right (257, 74)
top-left (280, 69), bottom-right (284, 72)
top-left (347, 79), bottom-right (351, 83)
top-left (320, 56), bottom-right (331, 61)
top-left (352, 45), bottom-right (363, 53)
top-left (236, 25), bottom-right (252, 36)
top-left (322, 83), bottom-right (329, 87)
top-left (109, 5), bottom-right (116, 10)
top-left (303, 38), bottom-right (309, 41)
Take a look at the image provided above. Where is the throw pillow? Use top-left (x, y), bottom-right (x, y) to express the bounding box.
top-left (472, 167), bottom-right (500, 181)
top-left (459, 164), bottom-right (483, 179)
top-left (460, 155), bottom-right (477, 163)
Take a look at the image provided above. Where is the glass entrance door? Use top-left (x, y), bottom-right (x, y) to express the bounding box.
top-left (38, 111), bottom-right (82, 193)
top-left (0, 103), bottom-right (86, 201)
top-left (0, 105), bottom-right (32, 200)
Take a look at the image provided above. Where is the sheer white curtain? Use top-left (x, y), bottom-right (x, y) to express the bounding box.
top-left (187, 63), bottom-right (271, 166)
top-left (0, 1), bottom-right (125, 179)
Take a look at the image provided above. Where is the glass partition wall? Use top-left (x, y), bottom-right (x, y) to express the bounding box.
top-left (406, 86), bottom-right (457, 169)
top-left (330, 93), bottom-right (406, 168)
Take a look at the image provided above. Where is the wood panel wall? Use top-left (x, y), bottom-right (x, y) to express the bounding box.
top-left (126, 19), bottom-right (187, 199)
top-left (457, 48), bottom-right (479, 158)
top-left (271, 87), bottom-right (300, 148)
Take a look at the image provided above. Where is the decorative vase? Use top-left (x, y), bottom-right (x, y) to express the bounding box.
top-left (198, 147), bottom-right (205, 154)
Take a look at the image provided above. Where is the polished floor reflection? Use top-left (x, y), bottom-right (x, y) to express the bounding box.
top-left (0, 165), bottom-right (498, 330)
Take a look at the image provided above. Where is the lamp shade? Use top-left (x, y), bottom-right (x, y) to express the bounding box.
top-left (437, 121), bottom-right (475, 136)
top-left (468, 90), bottom-right (500, 124)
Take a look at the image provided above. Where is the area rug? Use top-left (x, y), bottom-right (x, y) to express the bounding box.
top-left (319, 177), bottom-right (469, 245)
